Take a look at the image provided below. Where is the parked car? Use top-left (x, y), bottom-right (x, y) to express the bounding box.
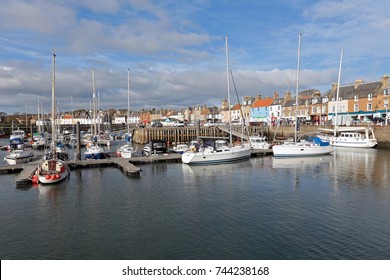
top-left (372, 117), bottom-right (385, 124)
top-left (203, 122), bottom-right (215, 127)
top-left (173, 121), bottom-right (184, 127)
top-left (152, 121), bottom-right (163, 127)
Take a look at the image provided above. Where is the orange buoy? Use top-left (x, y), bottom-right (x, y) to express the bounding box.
top-left (51, 174), bottom-right (56, 180)
top-left (46, 174), bottom-right (51, 180)
top-left (31, 178), bottom-right (38, 184)
top-left (55, 174), bottom-right (61, 179)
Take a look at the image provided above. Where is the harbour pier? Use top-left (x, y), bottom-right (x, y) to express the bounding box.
top-left (1, 148), bottom-right (271, 185)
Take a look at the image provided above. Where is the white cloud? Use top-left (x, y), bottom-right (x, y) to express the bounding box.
top-left (1, 0), bottom-right (390, 114)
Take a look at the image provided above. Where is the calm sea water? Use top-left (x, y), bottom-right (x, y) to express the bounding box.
top-left (1, 138), bottom-right (390, 260)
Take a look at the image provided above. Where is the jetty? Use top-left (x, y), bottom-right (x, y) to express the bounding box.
top-left (1, 148), bottom-right (272, 185)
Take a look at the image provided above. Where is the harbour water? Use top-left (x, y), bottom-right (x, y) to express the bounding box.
top-left (0, 138), bottom-right (390, 260)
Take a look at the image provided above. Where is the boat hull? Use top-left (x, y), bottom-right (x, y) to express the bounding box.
top-left (331, 139), bottom-right (377, 148)
top-left (272, 143), bottom-right (334, 157)
top-left (182, 146), bottom-right (252, 165)
top-left (4, 149), bottom-right (34, 165)
top-left (84, 152), bottom-right (108, 160)
top-left (37, 159), bottom-right (70, 184)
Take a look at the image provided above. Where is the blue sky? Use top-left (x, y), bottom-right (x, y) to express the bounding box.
top-left (1, 0), bottom-right (390, 115)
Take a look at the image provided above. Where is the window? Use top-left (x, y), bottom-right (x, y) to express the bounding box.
top-left (312, 107), bottom-right (316, 114)
top-left (332, 105), bottom-right (335, 113)
top-left (354, 104), bottom-right (359, 112)
top-left (354, 95), bottom-right (358, 101)
top-left (384, 89), bottom-right (389, 96)
top-left (368, 94), bottom-right (372, 100)
top-left (367, 103), bottom-right (372, 111)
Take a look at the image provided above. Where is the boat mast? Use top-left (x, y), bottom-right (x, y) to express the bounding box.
top-left (127, 68), bottom-right (130, 134)
top-left (334, 48), bottom-right (344, 136)
top-left (294, 33), bottom-right (302, 143)
top-left (225, 35), bottom-right (233, 146)
top-left (51, 52), bottom-right (56, 149)
top-left (92, 68), bottom-right (97, 136)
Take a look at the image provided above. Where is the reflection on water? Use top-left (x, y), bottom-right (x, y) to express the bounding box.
top-left (1, 142), bottom-right (390, 259)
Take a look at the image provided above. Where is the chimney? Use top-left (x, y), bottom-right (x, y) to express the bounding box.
top-left (381, 75), bottom-right (389, 89)
top-left (284, 92), bottom-right (292, 101)
top-left (355, 79), bottom-right (363, 89)
top-left (255, 94), bottom-right (262, 101)
top-left (273, 92), bottom-right (279, 99)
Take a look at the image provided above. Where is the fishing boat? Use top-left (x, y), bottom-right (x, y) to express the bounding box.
top-left (34, 53), bottom-right (70, 184)
top-left (182, 36), bottom-right (251, 165)
top-left (272, 33), bottom-right (333, 157)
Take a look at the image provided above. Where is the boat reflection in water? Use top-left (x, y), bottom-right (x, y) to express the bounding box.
top-left (272, 155), bottom-right (334, 169)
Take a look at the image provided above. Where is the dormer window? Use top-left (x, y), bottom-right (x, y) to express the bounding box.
top-left (354, 95), bottom-right (358, 101)
top-left (384, 89), bottom-right (389, 96)
top-left (368, 94), bottom-right (373, 100)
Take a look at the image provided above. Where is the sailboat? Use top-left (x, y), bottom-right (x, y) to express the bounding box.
top-left (84, 68), bottom-right (109, 160)
top-left (181, 36), bottom-right (252, 165)
top-left (272, 33), bottom-right (333, 157)
top-left (116, 68), bottom-right (134, 158)
top-left (34, 53), bottom-right (70, 184)
top-left (317, 49), bottom-right (378, 148)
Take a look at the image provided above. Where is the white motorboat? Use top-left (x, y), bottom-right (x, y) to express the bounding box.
top-left (31, 134), bottom-right (47, 149)
top-left (249, 135), bottom-right (271, 150)
top-left (85, 143), bottom-right (108, 159)
top-left (4, 147), bottom-right (34, 165)
top-left (181, 36), bottom-right (252, 165)
top-left (116, 144), bottom-right (134, 158)
top-left (318, 127), bottom-right (377, 148)
top-left (171, 144), bottom-right (189, 154)
top-left (10, 129), bottom-right (26, 142)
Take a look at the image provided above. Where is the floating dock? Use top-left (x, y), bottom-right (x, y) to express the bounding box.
top-left (1, 149), bottom-right (272, 185)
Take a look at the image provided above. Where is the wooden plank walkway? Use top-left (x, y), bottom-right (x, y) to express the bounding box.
top-left (67, 158), bottom-right (141, 177)
top-left (15, 164), bottom-right (39, 184)
top-left (2, 149), bottom-right (272, 185)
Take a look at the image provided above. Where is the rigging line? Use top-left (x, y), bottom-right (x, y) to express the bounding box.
top-left (229, 68), bottom-right (250, 136)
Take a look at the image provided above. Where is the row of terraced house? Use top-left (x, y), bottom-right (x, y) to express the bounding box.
top-left (118, 75), bottom-right (389, 126)
top-left (26, 75), bottom-right (389, 128)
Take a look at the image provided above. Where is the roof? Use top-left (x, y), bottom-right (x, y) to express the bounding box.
top-left (252, 98), bottom-right (274, 108)
top-left (339, 81), bottom-right (381, 99)
top-left (231, 104), bottom-right (241, 111)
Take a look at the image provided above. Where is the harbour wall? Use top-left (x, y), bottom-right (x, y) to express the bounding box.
top-left (132, 125), bottom-right (390, 148)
